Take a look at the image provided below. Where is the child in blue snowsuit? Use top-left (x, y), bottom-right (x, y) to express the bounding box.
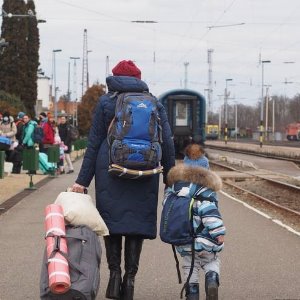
top-left (165, 144), bottom-right (226, 300)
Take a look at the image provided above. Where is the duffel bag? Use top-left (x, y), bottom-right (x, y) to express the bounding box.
top-left (40, 225), bottom-right (101, 300)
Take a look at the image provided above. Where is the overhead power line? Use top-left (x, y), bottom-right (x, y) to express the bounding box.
top-left (207, 23), bottom-right (245, 29)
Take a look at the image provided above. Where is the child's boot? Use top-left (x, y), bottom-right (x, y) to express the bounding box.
top-left (185, 283), bottom-right (199, 300)
top-left (205, 271), bottom-right (219, 300)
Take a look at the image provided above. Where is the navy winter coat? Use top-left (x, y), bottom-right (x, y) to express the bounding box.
top-left (76, 76), bottom-right (175, 239)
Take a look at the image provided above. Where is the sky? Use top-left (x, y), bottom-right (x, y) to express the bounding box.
top-left (1, 0), bottom-right (300, 112)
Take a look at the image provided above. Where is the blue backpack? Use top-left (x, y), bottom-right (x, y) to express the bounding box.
top-left (160, 191), bottom-right (202, 298)
top-left (160, 193), bottom-right (195, 246)
top-left (33, 125), bottom-right (44, 143)
top-left (108, 92), bottom-right (162, 171)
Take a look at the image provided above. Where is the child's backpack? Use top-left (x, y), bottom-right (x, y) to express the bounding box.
top-left (160, 192), bottom-right (202, 298)
top-left (33, 125), bottom-right (44, 143)
top-left (40, 225), bottom-right (101, 300)
top-left (107, 92), bottom-right (162, 172)
top-left (68, 125), bottom-right (79, 141)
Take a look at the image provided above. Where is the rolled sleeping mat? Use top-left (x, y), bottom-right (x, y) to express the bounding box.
top-left (108, 163), bottom-right (163, 179)
top-left (45, 204), bottom-right (71, 294)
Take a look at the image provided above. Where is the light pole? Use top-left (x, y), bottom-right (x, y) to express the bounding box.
top-left (1, 8), bottom-right (34, 18)
top-left (70, 56), bottom-right (80, 126)
top-left (204, 88), bottom-right (210, 125)
top-left (184, 62), bottom-right (189, 89)
top-left (234, 102), bottom-right (238, 140)
top-left (260, 60), bottom-right (271, 147)
top-left (224, 78), bottom-right (233, 144)
top-left (265, 86), bottom-right (271, 141)
top-left (87, 50), bottom-right (92, 89)
top-left (219, 105), bottom-right (222, 140)
top-left (272, 97), bottom-right (275, 141)
top-left (52, 49), bottom-right (62, 120)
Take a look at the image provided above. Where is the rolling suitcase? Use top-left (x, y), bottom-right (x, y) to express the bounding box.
top-left (39, 152), bottom-right (55, 174)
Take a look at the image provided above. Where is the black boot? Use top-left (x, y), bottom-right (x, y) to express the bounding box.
top-left (185, 283), bottom-right (199, 300)
top-left (120, 236), bottom-right (144, 300)
top-left (12, 161), bottom-right (22, 174)
top-left (104, 235), bottom-right (122, 299)
top-left (205, 271), bottom-right (219, 300)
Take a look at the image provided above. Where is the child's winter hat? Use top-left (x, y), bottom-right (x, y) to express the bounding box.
top-left (17, 111), bottom-right (25, 119)
top-left (183, 143), bottom-right (209, 169)
top-left (184, 143), bottom-right (205, 160)
top-left (112, 60), bottom-right (141, 79)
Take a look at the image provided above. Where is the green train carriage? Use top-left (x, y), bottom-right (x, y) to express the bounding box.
top-left (158, 89), bottom-right (206, 155)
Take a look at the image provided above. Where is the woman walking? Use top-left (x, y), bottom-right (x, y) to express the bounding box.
top-left (72, 60), bottom-right (175, 299)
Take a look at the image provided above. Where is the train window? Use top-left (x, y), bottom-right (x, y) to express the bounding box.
top-left (175, 101), bottom-right (188, 126)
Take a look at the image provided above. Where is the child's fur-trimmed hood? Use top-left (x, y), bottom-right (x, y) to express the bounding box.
top-left (167, 164), bottom-right (222, 191)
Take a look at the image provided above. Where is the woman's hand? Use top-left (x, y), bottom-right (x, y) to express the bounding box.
top-left (216, 235), bottom-right (225, 244)
top-left (71, 183), bottom-right (86, 193)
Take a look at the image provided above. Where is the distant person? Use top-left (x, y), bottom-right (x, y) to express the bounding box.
top-left (54, 123), bottom-right (68, 174)
top-left (0, 111), bottom-right (17, 160)
top-left (38, 112), bottom-right (47, 153)
top-left (21, 114), bottom-right (38, 174)
top-left (38, 112), bottom-right (47, 126)
top-left (21, 114), bottom-right (36, 148)
top-left (58, 116), bottom-right (74, 174)
top-left (41, 112), bottom-right (55, 154)
top-left (9, 112), bottom-right (25, 174)
top-left (72, 60), bottom-right (175, 300)
top-left (164, 143), bottom-right (225, 300)
top-left (15, 111), bottom-right (25, 144)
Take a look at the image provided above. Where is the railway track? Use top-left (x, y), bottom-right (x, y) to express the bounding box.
top-left (215, 139), bottom-right (300, 148)
top-left (211, 161), bottom-right (300, 223)
top-left (206, 144), bottom-right (300, 166)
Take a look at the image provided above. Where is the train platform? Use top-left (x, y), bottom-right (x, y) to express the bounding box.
top-left (0, 151), bottom-right (84, 206)
top-left (205, 140), bottom-right (300, 158)
top-left (0, 158), bottom-right (300, 299)
top-left (0, 172), bottom-right (48, 206)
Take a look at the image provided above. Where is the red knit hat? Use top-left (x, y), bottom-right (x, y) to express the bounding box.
top-left (112, 60), bottom-right (141, 79)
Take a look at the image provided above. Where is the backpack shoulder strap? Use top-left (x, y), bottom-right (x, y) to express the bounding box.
top-left (180, 238), bottom-right (196, 299)
top-left (172, 245), bottom-right (182, 284)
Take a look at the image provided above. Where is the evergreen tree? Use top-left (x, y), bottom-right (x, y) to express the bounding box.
top-left (24, 0), bottom-right (39, 117)
top-left (0, 0), bottom-right (28, 100)
top-left (0, 0), bottom-right (40, 117)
